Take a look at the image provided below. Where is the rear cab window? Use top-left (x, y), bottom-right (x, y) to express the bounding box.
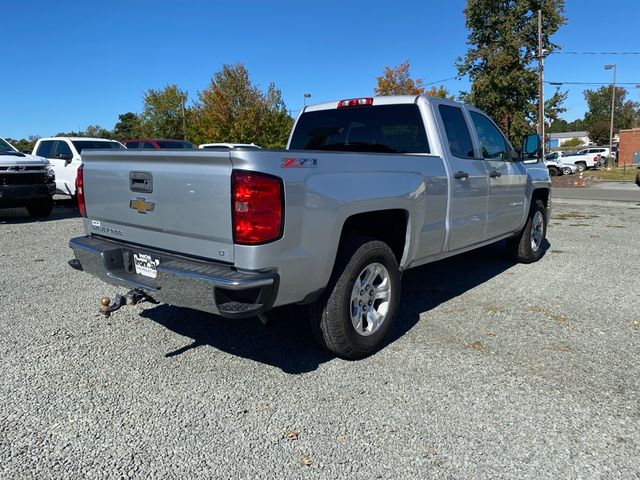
top-left (438, 105), bottom-right (475, 158)
top-left (35, 140), bottom-right (56, 158)
top-left (289, 104), bottom-right (430, 154)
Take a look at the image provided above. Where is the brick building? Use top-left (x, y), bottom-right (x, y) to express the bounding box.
top-left (618, 128), bottom-right (640, 166)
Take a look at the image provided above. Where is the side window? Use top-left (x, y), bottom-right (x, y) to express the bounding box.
top-left (125, 141), bottom-right (140, 149)
top-left (53, 141), bottom-right (73, 157)
top-left (470, 112), bottom-right (507, 160)
top-left (142, 142), bottom-right (155, 149)
top-left (35, 140), bottom-right (55, 158)
top-left (438, 105), bottom-right (474, 158)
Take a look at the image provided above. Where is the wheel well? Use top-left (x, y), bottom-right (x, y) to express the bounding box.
top-left (340, 209), bottom-right (408, 263)
top-left (532, 188), bottom-right (549, 208)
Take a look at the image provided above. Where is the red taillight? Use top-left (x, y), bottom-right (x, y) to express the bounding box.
top-left (232, 170), bottom-right (283, 245)
top-left (76, 163), bottom-right (87, 217)
top-left (337, 97), bottom-right (374, 108)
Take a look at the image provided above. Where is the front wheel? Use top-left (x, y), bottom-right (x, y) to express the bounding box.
top-left (506, 199), bottom-right (547, 263)
top-left (548, 166), bottom-right (559, 177)
top-left (561, 166), bottom-right (573, 175)
top-left (575, 162), bottom-right (586, 172)
top-left (26, 197), bottom-right (54, 218)
top-left (309, 237), bottom-right (400, 358)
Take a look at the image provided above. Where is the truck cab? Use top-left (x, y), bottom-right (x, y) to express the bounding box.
top-left (33, 137), bottom-right (125, 197)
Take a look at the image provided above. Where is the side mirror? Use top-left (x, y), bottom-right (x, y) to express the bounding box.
top-left (56, 152), bottom-right (73, 163)
top-left (521, 133), bottom-right (542, 161)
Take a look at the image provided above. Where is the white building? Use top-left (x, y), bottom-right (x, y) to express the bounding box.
top-left (548, 131), bottom-right (591, 148)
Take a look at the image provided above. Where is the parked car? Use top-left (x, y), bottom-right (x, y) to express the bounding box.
top-left (69, 95), bottom-right (550, 358)
top-left (32, 137), bottom-right (125, 198)
top-left (198, 143), bottom-right (261, 150)
top-left (568, 147), bottom-right (610, 171)
top-left (1, 137), bottom-right (55, 218)
top-left (124, 139), bottom-right (194, 149)
top-left (544, 152), bottom-right (579, 176)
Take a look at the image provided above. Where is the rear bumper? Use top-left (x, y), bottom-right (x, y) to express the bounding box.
top-left (69, 235), bottom-right (278, 318)
top-left (0, 183), bottom-right (54, 207)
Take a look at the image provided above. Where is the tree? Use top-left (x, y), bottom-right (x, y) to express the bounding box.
top-left (586, 120), bottom-right (613, 146)
top-left (140, 84), bottom-right (188, 139)
top-left (562, 137), bottom-right (585, 147)
top-left (583, 86), bottom-right (640, 144)
top-left (192, 63), bottom-right (292, 148)
top-left (374, 60), bottom-right (450, 98)
top-left (112, 112), bottom-right (143, 141)
top-left (457, 0), bottom-right (566, 143)
top-left (545, 89), bottom-right (568, 126)
top-left (5, 135), bottom-right (40, 153)
top-left (55, 125), bottom-right (111, 138)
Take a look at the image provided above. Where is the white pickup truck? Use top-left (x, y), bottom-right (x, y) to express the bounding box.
top-left (69, 95), bottom-right (550, 358)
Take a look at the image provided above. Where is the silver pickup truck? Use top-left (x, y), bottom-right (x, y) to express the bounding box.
top-left (69, 95), bottom-right (550, 358)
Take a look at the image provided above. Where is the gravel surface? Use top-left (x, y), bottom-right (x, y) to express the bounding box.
top-left (1, 199), bottom-right (639, 479)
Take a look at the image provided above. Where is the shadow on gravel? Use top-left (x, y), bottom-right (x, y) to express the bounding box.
top-left (0, 198), bottom-right (79, 224)
top-left (139, 240), bottom-right (549, 374)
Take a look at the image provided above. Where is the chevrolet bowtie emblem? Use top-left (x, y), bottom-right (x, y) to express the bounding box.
top-left (129, 197), bottom-right (155, 214)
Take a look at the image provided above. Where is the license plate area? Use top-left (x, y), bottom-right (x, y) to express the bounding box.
top-left (132, 253), bottom-right (159, 279)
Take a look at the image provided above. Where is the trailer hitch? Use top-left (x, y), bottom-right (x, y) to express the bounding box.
top-left (99, 289), bottom-right (159, 318)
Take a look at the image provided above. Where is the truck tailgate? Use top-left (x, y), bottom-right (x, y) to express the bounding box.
top-left (82, 150), bottom-right (235, 262)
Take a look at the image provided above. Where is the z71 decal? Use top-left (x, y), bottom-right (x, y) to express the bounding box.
top-left (281, 157), bottom-right (318, 168)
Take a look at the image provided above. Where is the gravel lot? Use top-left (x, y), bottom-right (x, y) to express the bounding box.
top-left (1, 198), bottom-right (639, 479)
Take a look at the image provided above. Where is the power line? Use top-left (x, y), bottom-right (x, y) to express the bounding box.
top-left (546, 81), bottom-right (640, 86)
top-left (423, 76), bottom-right (461, 86)
top-left (551, 51), bottom-right (640, 55)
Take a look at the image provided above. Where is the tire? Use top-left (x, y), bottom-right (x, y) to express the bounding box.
top-left (506, 199), bottom-right (547, 264)
top-left (548, 166), bottom-right (559, 177)
top-left (561, 167), bottom-right (572, 175)
top-left (575, 162), bottom-right (586, 172)
top-left (26, 197), bottom-right (53, 218)
top-left (308, 236), bottom-right (400, 358)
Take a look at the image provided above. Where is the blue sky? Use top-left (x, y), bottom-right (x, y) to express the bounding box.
top-left (2, 0), bottom-right (639, 139)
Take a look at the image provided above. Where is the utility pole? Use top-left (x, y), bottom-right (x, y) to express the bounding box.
top-left (537, 9), bottom-right (545, 159)
top-left (181, 94), bottom-right (187, 141)
top-left (303, 93), bottom-right (311, 108)
top-left (604, 64), bottom-right (616, 170)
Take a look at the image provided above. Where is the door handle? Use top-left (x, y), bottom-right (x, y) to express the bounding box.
top-left (489, 170), bottom-right (502, 178)
top-left (454, 171), bottom-right (469, 180)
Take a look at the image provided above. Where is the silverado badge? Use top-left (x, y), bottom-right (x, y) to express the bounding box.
top-left (129, 197), bottom-right (155, 214)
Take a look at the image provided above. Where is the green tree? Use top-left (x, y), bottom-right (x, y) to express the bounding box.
top-left (5, 135), bottom-right (40, 153)
top-left (561, 137), bottom-right (585, 147)
top-left (545, 89), bottom-right (568, 126)
top-left (55, 125), bottom-right (111, 138)
top-left (374, 60), bottom-right (450, 98)
top-left (583, 86), bottom-right (640, 143)
top-left (140, 84), bottom-right (188, 139)
top-left (112, 112), bottom-right (143, 141)
top-left (457, 0), bottom-right (566, 143)
top-left (586, 120), bottom-right (613, 146)
top-left (192, 63), bottom-right (292, 148)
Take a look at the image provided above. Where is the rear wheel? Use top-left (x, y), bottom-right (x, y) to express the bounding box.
top-left (576, 162), bottom-right (586, 172)
top-left (506, 199), bottom-right (547, 263)
top-left (309, 236), bottom-right (400, 358)
top-left (26, 197), bottom-right (53, 218)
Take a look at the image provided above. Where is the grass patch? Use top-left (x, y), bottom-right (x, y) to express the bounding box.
top-left (554, 211), bottom-right (599, 221)
top-left (583, 166), bottom-right (639, 182)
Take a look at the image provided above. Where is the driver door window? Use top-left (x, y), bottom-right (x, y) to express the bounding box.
top-left (53, 140), bottom-right (73, 159)
top-left (470, 112), bottom-right (507, 160)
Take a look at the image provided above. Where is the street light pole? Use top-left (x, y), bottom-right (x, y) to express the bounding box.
top-left (604, 64), bottom-right (616, 169)
top-left (303, 93), bottom-right (311, 108)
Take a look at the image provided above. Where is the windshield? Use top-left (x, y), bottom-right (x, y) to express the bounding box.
top-left (289, 104), bottom-right (430, 154)
top-left (71, 140), bottom-right (125, 153)
top-left (0, 138), bottom-right (18, 154)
